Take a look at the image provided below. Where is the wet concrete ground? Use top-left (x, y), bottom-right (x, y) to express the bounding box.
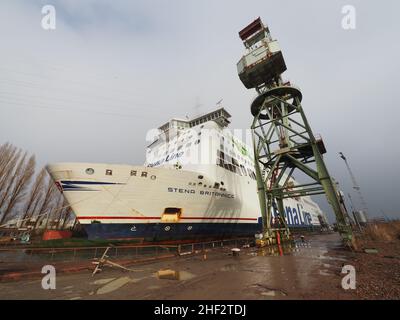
top-left (0, 233), bottom-right (354, 300)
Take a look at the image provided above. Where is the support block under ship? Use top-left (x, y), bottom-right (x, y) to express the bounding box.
top-left (47, 108), bottom-right (328, 242)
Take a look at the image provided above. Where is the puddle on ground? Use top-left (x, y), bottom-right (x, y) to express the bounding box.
top-left (319, 255), bottom-right (348, 262)
top-left (255, 243), bottom-right (300, 257)
top-left (147, 285), bottom-right (162, 290)
top-left (130, 277), bottom-right (147, 283)
top-left (220, 264), bottom-right (239, 272)
top-left (96, 276), bottom-right (132, 295)
top-left (92, 278), bottom-right (116, 285)
top-left (249, 284), bottom-right (287, 297)
top-left (156, 269), bottom-right (195, 281)
top-left (179, 271), bottom-right (195, 281)
top-left (261, 291), bottom-right (280, 297)
top-left (318, 270), bottom-right (331, 276)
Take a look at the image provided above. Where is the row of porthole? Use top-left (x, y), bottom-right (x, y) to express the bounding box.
top-left (165, 225), bottom-right (193, 231)
top-left (189, 182), bottom-right (226, 191)
top-left (85, 168), bottom-right (113, 176)
top-left (86, 168), bottom-right (155, 179)
top-left (189, 178), bottom-right (225, 191)
top-left (197, 175), bottom-right (225, 186)
top-left (130, 225), bottom-right (193, 232)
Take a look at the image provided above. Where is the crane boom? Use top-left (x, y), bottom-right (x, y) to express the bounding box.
top-left (339, 152), bottom-right (368, 216)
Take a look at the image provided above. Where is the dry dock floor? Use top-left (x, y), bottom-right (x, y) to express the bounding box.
top-left (0, 233), bottom-right (399, 300)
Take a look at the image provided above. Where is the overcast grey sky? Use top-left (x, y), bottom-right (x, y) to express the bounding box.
top-left (0, 0), bottom-right (399, 221)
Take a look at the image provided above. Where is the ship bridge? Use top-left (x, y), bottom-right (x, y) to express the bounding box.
top-left (148, 108), bottom-right (232, 147)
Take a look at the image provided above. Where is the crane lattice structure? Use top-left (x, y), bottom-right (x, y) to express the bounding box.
top-left (237, 18), bottom-right (353, 246)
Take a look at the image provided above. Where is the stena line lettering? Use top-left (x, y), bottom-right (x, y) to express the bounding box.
top-left (292, 208), bottom-right (300, 225)
top-left (167, 187), bottom-right (234, 198)
top-left (168, 187), bottom-right (196, 194)
top-left (200, 190), bottom-right (234, 198)
top-left (148, 151), bottom-right (184, 167)
top-left (297, 204), bottom-right (304, 224)
top-left (303, 211), bottom-right (312, 225)
top-left (286, 206), bottom-right (293, 225)
top-left (273, 203), bottom-right (314, 226)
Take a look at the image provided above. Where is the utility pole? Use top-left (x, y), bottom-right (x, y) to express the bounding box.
top-left (339, 152), bottom-right (368, 219)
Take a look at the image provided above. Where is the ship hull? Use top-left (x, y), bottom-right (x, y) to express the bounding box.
top-left (46, 162), bottom-right (325, 242)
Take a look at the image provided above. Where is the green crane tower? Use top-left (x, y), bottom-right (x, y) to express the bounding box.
top-left (237, 18), bottom-right (353, 246)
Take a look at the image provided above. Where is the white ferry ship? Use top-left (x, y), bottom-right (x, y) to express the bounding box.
top-left (47, 108), bottom-right (327, 241)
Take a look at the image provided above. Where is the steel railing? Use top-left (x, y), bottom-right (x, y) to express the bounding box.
top-left (0, 237), bottom-right (254, 264)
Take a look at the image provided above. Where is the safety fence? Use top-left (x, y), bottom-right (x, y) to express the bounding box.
top-left (0, 238), bottom-right (254, 264)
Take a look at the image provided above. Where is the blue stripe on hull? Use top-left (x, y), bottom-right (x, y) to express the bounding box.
top-left (82, 219), bottom-right (321, 241)
top-left (83, 221), bottom-right (264, 241)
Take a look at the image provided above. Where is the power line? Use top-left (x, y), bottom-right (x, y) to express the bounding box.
top-left (0, 77), bottom-right (161, 110)
top-left (0, 90), bottom-right (158, 115)
top-left (0, 97), bottom-right (157, 119)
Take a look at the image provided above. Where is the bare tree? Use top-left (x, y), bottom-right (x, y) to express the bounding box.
top-left (0, 153), bottom-right (35, 225)
top-left (0, 150), bottom-right (25, 211)
top-left (0, 143), bottom-right (12, 175)
top-left (21, 167), bottom-right (47, 226)
top-left (59, 199), bottom-right (73, 229)
top-left (44, 189), bottom-right (65, 229)
top-left (61, 210), bottom-right (74, 229)
top-left (0, 143), bottom-right (73, 231)
top-left (71, 216), bottom-right (78, 231)
top-left (0, 143), bottom-right (15, 174)
top-left (0, 146), bottom-right (22, 201)
top-left (33, 174), bottom-right (58, 229)
top-left (0, 144), bottom-right (25, 225)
